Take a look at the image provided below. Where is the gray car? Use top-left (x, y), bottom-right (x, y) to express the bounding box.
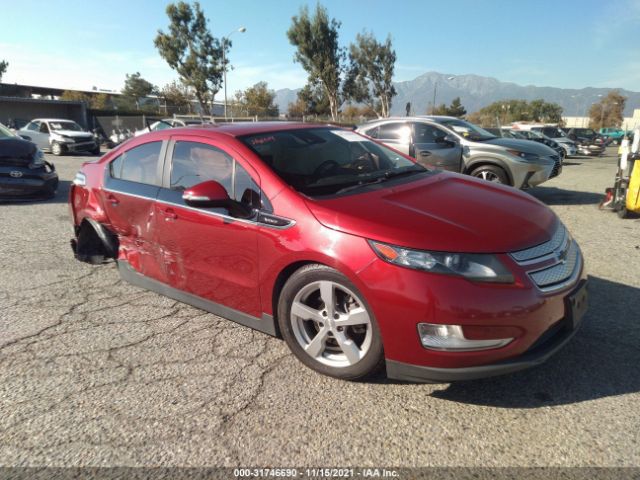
top-left (19, 118), bottom-right (99, 156)
top-left (356, 116), bottom-right (560, 188)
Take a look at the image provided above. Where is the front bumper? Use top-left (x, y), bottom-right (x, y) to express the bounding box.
top-left (0, 163), bottom-right (59, 200)
top-left (386, 282), bottom-right (585, 383)
top-left (577, 145), bottom-right (605, 156)
top-left (64, 141), bottom-right (98, 153)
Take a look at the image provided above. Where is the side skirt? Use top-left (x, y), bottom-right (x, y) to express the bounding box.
top-left (117, 260), bottom-right (277, 337)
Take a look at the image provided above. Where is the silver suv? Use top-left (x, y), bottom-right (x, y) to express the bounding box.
top-left (356, 116), bottom-right (561, 188)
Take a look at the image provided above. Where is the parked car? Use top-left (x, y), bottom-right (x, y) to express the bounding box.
top-left (514, 125), bottom-right (578, 157)
top-left (505, 128), bottom-right (566, 160)
top-left (19, 119), bottom-right (100, 156)
top-left (69, 122), bottom-right (587, 382)
top-left (357, 116), bottom-right (560, 188)
top-left (562, 128), bottom-right (606, 156)
top-left (0, 122), bottom-right (58, 200)
top-left (599, 127), bottom-right (625, 145)
top-left (134, 118), bottom-right (207, 137)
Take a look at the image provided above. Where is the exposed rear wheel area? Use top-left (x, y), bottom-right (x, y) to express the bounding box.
top-left (277, 264), bottom-right (384, 380)
top-left (74, 221), bottom-right (118, 264)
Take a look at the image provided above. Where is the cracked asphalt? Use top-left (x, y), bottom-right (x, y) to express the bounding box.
top-left (0, 148), bottom-right (639, 468)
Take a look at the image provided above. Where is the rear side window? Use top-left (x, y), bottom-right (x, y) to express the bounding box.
top-left (378, 123), bottom-right (411, 140)
top-left (110, 141), bottom-right (162, 186)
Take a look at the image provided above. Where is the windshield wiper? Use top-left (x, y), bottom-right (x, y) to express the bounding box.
top-left (334, 167), bottom-right (425, 194)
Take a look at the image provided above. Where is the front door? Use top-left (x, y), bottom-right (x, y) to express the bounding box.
top-left (153, 137), bottom-right (262, 318)
top-left (411, 123), bottom-right (463, 172)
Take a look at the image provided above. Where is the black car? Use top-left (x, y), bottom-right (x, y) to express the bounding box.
top-left (0, 123), bottom-right (59, 200)
top-left (562, 128), bottom-right (606, 156)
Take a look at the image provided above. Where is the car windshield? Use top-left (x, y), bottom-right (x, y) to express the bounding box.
top-left (49, 121), bottom-right (83, 131)
top-left (573, 128), bottom-right (597, 137)
top-left (0, 123), bottom-right (16, 139)
top-left (436, 119), bottom-right (496, 141)
top-left (239, 128), bottom-right (429, 197)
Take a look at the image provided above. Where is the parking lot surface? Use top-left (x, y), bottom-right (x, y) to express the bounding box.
top-left (1, 149), bottom-right (639, 467)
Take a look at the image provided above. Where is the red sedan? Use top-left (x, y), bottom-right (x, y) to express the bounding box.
top-left (69, 122), bottom-right (588, 382)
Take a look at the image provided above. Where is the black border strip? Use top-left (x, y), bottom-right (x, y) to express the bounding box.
top-left (117, 260), bottom-right (277, 337)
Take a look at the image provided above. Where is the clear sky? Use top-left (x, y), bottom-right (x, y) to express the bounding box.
top-left (1, 0), bottom-right (639, 95)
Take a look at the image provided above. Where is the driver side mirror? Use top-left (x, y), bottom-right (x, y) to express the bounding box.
top-left (436, 134), bottom-right (457, 145)
top-left (182, 180), bottom-right (254, 218)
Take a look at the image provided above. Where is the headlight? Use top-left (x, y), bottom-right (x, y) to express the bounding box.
top-left (369, 241), bottom-right (514, 283)
top-left (52, 133), bottom-right (72, 142)
top-left (506, 149), bottom-right (540, 162)
top-left (28, 149), bottom-right (45, 169)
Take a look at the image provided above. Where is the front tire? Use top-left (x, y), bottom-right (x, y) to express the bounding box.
top-left (470, 165), bottom-right (509, 184)
top-left (277, 264), bottom-right (384, 380)
top-left (51, 142), bottom-right (64, 156)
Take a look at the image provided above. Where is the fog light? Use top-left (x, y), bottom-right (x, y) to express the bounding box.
top-left (417, 323), bottom-right (513, 351)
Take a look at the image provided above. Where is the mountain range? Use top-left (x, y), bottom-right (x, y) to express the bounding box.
top-left (273, 71), bottom-right (640, 117)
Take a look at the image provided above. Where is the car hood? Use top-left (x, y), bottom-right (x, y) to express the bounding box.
top-left (0, 138), bottom-right (37, 165)
top-left (305, 172), bottom-right (557, 253)
top-left (52, 130), bottom-right (92, 138)
top-left (484, 137), bottom-right (557, 155)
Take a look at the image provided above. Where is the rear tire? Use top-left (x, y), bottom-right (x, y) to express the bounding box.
top-left (470, 165), bottom-right (509, 185)
top-left (277, 264), bottom-right (384, 380)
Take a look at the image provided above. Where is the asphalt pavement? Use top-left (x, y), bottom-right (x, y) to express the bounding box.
top-left (0, 148), bottom-right (639, 468)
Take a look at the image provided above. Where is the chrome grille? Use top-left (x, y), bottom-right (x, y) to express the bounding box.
top-left (529, 241), bottom-right (580, 290)
top-left (510, 223), bottom-right (582, 293)
top-left (510, 223), bottom-right (567, 263)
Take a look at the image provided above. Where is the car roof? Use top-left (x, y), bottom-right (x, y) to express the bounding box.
top-left (31, 118), bottom-right (80, 123)
top-left (357, 116), bottom-right (443, 128)
top-left (162, 121), bottom-right (343, 137)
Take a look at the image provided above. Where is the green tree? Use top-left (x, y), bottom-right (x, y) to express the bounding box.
top-left (155, 1), bottom-right (226, 115)
top-left (588, 90), bottom-right (626, 129)
top-left (235, 81), bottom-right (279, 117)
top-left (345, 32), bottom-right (396, 118)
top-left (60, 91), bottom-right (112, 109)
top-left (122, 72), bottom-right (157, 107)
top-left (432, 97), bottom-right (467, 117)
top-left (467, 99), bottom-right (563, 127)
top-left (287, 3), bottom-right (344, 121)
top-left (160, 80), bottom-right (193, 110)
top-left (0, 60), bottom-right (7, 82)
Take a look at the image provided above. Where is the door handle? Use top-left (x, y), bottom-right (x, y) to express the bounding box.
top-left (106, 194), bottom-right (119, 206)
top-left (162, 208), bottom-right (178, 221)
top-left (420, 151), bottom-right (432, 157)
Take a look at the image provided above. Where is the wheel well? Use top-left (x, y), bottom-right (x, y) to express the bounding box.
top-left (75, 220), bottom-right (118, 264)
top-left (465, 161), bottom-right (513, 186)
top-left (271, 261), bottom-right (325, 336)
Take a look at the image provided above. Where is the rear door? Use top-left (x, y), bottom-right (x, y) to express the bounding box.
top-left (102, 140), bottom-right (166, 279)
top-left (153, 136), bottom-right (263, 318)
top-left (411, 122), bottom-right (462, 171)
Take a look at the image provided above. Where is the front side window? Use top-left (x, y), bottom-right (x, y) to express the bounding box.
top-left (240, 128), bottom-right (428, 197)
top-left (39, 123), bottom-right (50, 134)
top-left (413, 123), bottom-right (447, 143)
top-left (169, 141), bottom-right (263, 209)
top-left (170, 142), bottom-right (234, 193)
top-left (110, 141), bottom-right (162, 185)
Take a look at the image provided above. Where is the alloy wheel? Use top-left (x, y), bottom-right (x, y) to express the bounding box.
top-left (289, 280), bottom-right (372, 368)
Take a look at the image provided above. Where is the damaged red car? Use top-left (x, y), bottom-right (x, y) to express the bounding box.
top-left (69, 123), bottom-right (587, 382)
